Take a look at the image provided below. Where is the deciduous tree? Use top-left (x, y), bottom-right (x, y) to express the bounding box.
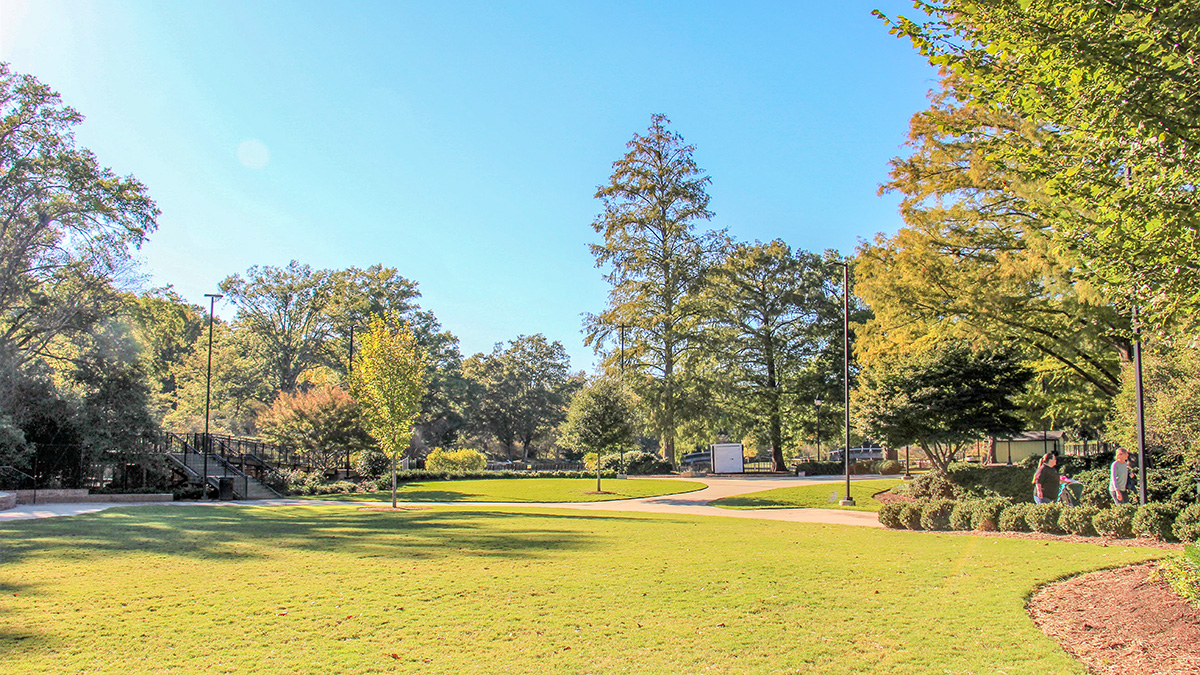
top-left (559, 377), bottom-right (639, 492)
top-left (856, 343), bottom-right (1032, 472)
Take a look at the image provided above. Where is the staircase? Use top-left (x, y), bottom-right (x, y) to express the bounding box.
top-left (168, 445), bottom-right (280, 500)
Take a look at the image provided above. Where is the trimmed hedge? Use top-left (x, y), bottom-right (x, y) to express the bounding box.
top-left (1133, 502), bottom-right (1180, 541)
top-left (1175, 504), bottom-right (1200, 543)
top-left (878, 501), bottom-right (906, 529)
top-left (908, 472), bottom-right (959, 500)
top-left (999, 503), bottom-right (1031, 532)
top-left (971, 497), bottom-right (1011, 532)
top-left (1059, 506), bottom-right (1099, 536)
top-left (794, 461), bottom-right (843, 476)
top-left (1026, 503), bottom-right (1064, 534)
top-left (877, 460), bottom-right (903, 475)
top-left (920, 498), bottom-right (956, 531)
top-left (1093, 505), bottom-right (1137, 538)
top-left (949, 501), bottom-right (974, 531)
top-left (900, 502), bottom-right (925, 530)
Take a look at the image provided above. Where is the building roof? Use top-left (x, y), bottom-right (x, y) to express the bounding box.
top-left (993, 430), bottom-right (1066, 442)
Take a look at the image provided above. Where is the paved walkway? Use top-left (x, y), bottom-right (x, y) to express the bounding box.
top-left (0, 475), bottom-right (883, 527)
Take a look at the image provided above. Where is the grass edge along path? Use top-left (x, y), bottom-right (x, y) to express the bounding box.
top-left (710, 478), bottom-right (903, 512)
top-left (0, 503), bottom-right (1163, 675)
top-left (290, 477), bottom-right (706, 503)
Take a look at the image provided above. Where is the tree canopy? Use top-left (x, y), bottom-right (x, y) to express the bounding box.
top-left (856, 343), bottom-right (1032, 471)
top-left (585, 114), bottom-right (724, 464)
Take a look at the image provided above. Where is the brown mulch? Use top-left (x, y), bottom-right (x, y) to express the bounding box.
top-left (1028, 563), bottom-right (1200, 674)
top-left (943, 529), bottom-right (1185, 551)
top-left (874, 491), bottom-right (913, 504)
top-left (358, 506), bottom-right (426, 512)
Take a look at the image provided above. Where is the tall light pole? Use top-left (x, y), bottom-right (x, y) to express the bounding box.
top-left (814, 397), bottom-right (823, 461)
top-left (1132, 304), bottom-right (1148, 505)
top-left (830, 260), bottom-right (854, 506)
top-left (203, 293), bottom-right (223, 499)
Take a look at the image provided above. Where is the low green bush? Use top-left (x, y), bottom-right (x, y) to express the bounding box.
top-left (920, 498), bottom-right (956, 531)
top-left (598, 450), bottom-right (671, 475)
top-left (1070, 468), bottom-right (1113, 508)
top-left (793, 461), bottom-right (843, 476)
top-left (1026, 503), bottom-right (1064, 534)
top-left (354, 447), bottom-right (392, 478)
top-left (851, 459), bottom-right (875, 475)
top-left (900, 501), bottom-right (925, 530)
top-left (998, 503), bottom-right (1031, 532)
top-left (949, 501), bottom-right (975, 531)
top-left (878, 501), bottom-right (907, 529)
top-left (909, 472), bottom-right (959, 500)
top-left (1174, 504), bottom-right (1200, 543)
top-left (1093, 505), bottom-right (1137, 538)
top-left (1158, 544), bottom-right (1200, 604)
top-left (426, 448), bottom-right (487, 473)
top-left (971, 497), bottom-right (1011, 532)
top-left (1058, 505), bottom-right (1099, 536)
top-left (1132, 502), bottom-right (1180, 541)
top-left (946, 463), bottom-right (1032, 501)
top-left (877, 460), bottom-right (903, 475)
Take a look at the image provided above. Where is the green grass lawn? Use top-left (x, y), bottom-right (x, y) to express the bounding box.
top-left (710, 478), bottom-right (903, 512)
top-left (292, 477), bottom-right (705, 503)
top-left (0, 503), bottom-right (1160, 674)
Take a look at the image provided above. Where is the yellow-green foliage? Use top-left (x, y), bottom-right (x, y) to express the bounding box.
top-left (425, 447), bottom-right (486, 473)
top-left (350, 313), bottom-right (427, 457)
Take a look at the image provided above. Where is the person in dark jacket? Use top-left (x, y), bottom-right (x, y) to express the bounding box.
top-left (1033, 452), bottom-right (1061, 504)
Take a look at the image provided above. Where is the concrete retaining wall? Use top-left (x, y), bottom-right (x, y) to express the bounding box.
top-left (13, 490), bottom-right (173, 505)
top-left (0, 492), bottom-right (15, 510)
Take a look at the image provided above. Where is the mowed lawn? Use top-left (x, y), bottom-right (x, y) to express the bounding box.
top-left (0, 504), bottom-right (1159, 675)
top-left (293, 477), bottom-right (704, 502)
top-left (711, 478), bottom-right (903, 512)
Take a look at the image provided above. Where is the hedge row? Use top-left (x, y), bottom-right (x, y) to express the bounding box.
top-left (880, 498), bottom-right (1200, 543)
top-left (280, 469), bottom-right (621, 496)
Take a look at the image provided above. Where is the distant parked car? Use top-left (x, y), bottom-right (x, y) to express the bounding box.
top-left (679, 450), bottom-right (711, 468)
top-left (826, 446), bottom-right (885, 463)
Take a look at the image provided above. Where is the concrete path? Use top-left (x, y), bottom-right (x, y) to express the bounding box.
top-left (0, 475), bottom-right (884, 527)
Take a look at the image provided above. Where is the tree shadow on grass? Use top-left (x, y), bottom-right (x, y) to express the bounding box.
top-left (0, 504), bottom-right (607, 571)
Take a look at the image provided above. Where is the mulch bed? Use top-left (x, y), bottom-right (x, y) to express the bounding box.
top-left (1028, 562), bottom-right (1200, 674)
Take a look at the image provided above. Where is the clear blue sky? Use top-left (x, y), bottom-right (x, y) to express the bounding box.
top-left (1, 0), bottom-right (936, 370)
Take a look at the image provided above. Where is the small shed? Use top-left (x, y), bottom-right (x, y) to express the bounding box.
top-left (710, 443), bottom-right (745, 474)
top-left (992, 430), bottom-right (1065, 465)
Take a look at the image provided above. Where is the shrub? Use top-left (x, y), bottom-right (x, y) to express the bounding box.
top-left (1071, 468), bottom-right (1113, 508)
top-left (597, 450), bottom-right (671, 475)
top-left (949, 501), bottom-right (975, 531)
top-left (971, 497), bottom-right (1012, 532)
top-left (945, 463), bottom-right (1033, 501)
top-left (1158, 544), bottom-right (1200, 604)
top-left (1059, 505), bottom-right (1099, 536)
top-left (998, 503), bottom-right (1031, 532)
top-left (1093, 505), bottom-right (1138, 538)
top-left (793, 461), bottom-right (842, 476)
top-left (1026, 503), bottom-right (1064, 534)
top-left (877, 460), bottom-right (903, 475)
top-left (920, 498), bottom-right (956, 531)
top-left (1133, 503), bottom-right (1180, 541)
top-left (900, 501), bottom-right (925, 530)
top-left (909, 471), bottom-right (959, 500)
top-left (1174, 504), bottom-right (1200, 543)
top-left (355, 447), bottom-right (392, 478)
top-left (851, 459), bottom-right (875, 475)
top-left (425, 448), bottom-right (487, 473)
top-left (878, 502), bottom-right (906, 529)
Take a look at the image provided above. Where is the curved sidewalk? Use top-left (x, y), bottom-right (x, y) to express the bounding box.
top-left (0, 475), bottom-right (883, 527)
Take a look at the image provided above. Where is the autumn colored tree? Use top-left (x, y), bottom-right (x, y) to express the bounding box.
top-left (257, 385), bottom-right (372, 472)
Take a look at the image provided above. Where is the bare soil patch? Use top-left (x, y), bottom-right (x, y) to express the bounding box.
top-left (1028, 562), bottom-right (1200, 674)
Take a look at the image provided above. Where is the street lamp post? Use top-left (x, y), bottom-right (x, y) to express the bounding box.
top-left (830, 260), bottom-right (854, 506)
top-left (1133, 304), bottom-right (1148, 505)
top-left (814, 397), bottom-right (823, 461)
top-left (346, 322), bottom-right (361, 477)
top-left (203, 293), bottom-right (223, 499)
